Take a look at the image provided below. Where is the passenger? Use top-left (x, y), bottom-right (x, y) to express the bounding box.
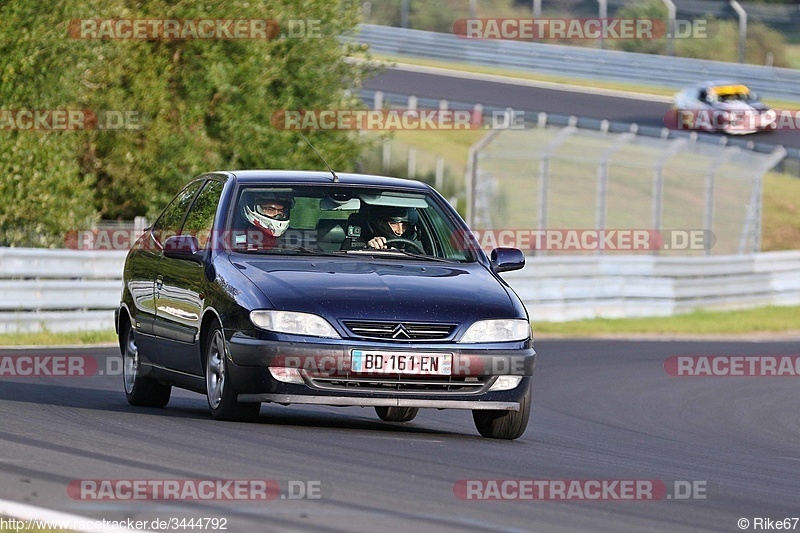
top-left (238, 191), bottom-right (294, 250)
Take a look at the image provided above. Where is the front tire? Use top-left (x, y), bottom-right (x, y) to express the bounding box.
top-left (121, 319), bottom-right (171, 408)
top-left (472, 387), bottom-right (531, 440)
top-left (205, 321), bottom-right (260, 422)
top-left (375, 406), bottom-right (419, 422)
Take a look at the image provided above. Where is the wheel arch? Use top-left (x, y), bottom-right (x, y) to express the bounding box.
top-left (117, 303), bottom-right (133, 356)
top-left (198, 308), bottom-right (224, 373)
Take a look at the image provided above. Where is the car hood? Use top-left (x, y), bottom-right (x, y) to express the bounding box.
top-left (230, 256), bottom-right (518, 324)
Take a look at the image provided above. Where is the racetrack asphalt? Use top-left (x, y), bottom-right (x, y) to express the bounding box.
top-left (363, 66), bottom-right (800, 150)
top-left (1, 339), bottom-right (798, 532)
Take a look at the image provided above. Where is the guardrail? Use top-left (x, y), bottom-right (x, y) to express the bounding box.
top-left (0, 248), bottom-right (126, 334)
top-left (2, 248), bottom-right (799, 332)
top-left (354, 24), bottom-right (800, 103)
top-left (504, 250), bottom-right (800, 322)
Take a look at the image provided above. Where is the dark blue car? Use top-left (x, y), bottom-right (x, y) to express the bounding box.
top-left (116, 170), bottom-right (535, 439)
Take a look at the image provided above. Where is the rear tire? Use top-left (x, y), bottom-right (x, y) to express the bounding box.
top-left (205, 321), bottom-right (260, 422)
top-left (121, 319), bottom-right (171, 408)
top-left (472, 387), bottom-right (530, 440)
top-left (375, 406), bottom-right (419, 422)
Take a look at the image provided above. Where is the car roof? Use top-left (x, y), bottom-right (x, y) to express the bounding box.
top-left (217, 170), bottom-right (432, 191)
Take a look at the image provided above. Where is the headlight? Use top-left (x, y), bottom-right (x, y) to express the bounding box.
top-left (459, 319), bottom-right (531, 343)
top-left (250, 310), bottom-right (340, 338)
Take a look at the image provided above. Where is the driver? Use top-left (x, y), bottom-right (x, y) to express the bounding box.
top-left (366, 206), bottom-right (424, 252)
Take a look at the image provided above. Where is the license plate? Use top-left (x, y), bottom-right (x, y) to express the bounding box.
top-left (351, 350), bottom-right (452, 375)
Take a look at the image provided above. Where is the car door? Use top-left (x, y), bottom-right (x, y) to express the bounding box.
top-left (129, 180), bottom-right (203, 354)
top-left (144, 180), bottom-right (205, 367)
top-left (154, 178), bottom-right (224, 375)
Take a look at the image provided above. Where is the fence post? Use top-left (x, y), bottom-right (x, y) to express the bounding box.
top-left (596, 130), bottom-right (635, 253)
top-left (704, 141), bottom-right (736, 255)
top-left (739, 145), bottom-right (787, 253)
top-left (401, 0), bottom-right (410, 28)
top-left (661, 0), bottom-right (676, 56)
top-left (730, 0), bottom-right (747, 64)
top-left (465, 129), bottom-right (503, 227)
top-left (652, 138), bottom-right (687, 254)
top-left (597, 0), bottom-right (607, 49)
top-left (382, 139), bottom-right (391, 171)
top-left (537, 124), bottom-right (578, 246)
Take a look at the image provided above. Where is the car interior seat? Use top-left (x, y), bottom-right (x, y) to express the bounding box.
top-left (315, 218), bottom-right (347, 251)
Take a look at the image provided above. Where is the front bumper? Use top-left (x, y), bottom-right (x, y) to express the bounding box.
top-left (226, 334), bottom-right (535, 410)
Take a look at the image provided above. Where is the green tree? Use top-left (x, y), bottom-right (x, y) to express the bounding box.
top-left (0, 1), bottom-right (98, 246)
top-left (0, 0), bottom-right (370, 245)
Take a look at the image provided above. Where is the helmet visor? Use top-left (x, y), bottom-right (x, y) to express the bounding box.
top-left (255, 202), bottom-right (290, 221)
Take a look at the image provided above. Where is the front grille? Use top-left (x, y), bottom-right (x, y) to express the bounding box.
top-left (306, 374), bottom-right (490, 394)
top-left (343, 320), bottom-right (457, 341)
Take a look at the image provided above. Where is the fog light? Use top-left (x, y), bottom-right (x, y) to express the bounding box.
top-left (489, 375), bottom-right (522, 391)
top-left (269, 367), bottom-right (304, 384)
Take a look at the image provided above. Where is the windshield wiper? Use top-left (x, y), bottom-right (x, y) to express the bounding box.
top-left (233, 245), bottom-right (345, 257)
top-left (343, 248), bottom-right (454, 262)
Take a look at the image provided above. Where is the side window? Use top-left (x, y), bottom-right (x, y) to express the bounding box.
top-left (151, 180), bottom-right (203, 245)
top-left (182, 180), bottom-right (224, 248)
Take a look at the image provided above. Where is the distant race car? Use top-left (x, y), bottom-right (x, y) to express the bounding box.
top-left (671, 81), bottom-right (776, 135)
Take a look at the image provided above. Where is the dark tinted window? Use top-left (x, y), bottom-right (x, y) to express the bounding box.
top-left (152, 180), bottom-right (203, 245)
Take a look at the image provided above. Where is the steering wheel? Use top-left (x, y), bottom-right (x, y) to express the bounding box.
top-left (385, 238), bottom-right (425, 254)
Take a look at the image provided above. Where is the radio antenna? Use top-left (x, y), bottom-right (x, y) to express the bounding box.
top-left (298, 132), bottom-right (339, 183)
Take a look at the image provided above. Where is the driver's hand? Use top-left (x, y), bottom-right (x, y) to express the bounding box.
top-left (368, 236), bottom-right (388, 249)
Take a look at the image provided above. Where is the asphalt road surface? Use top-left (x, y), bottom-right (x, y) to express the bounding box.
top-left (1, 339), bottom-right (799, 532)
top-left (363, 67), bottom-right (800, 150)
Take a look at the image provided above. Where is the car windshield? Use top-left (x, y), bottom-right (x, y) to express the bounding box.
top-left (228, 184), bottom-right (478, 262)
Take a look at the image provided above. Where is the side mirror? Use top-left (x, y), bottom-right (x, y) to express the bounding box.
top-left (491, 247), bottom-right (525, 273)
top-left (163, 235), bottom-right (203, 262)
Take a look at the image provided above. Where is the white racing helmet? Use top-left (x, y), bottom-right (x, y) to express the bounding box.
top-left (242, 191), bottom-right (294, 237)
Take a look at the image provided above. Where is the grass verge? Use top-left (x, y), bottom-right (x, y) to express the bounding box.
top-left (534, 305), bottom-right (800, 337)
top-left (0, 329), bottom-right (117, 347)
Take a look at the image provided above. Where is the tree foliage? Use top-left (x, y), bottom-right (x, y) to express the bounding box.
top-left (0, 0), bottom-right (368, 246)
